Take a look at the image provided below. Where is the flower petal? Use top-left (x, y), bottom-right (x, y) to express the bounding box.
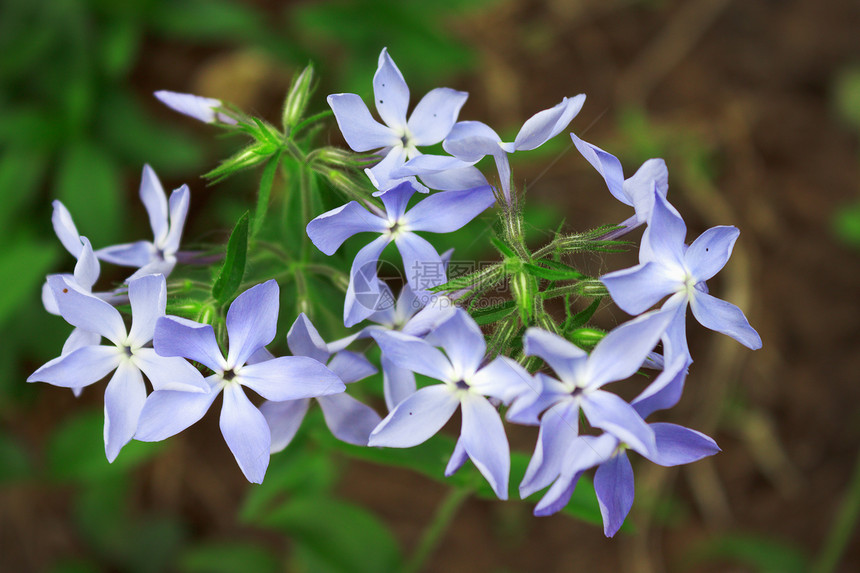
top-left (163, 184), bottom-right (190, 255)
top-left (640, 192), bottom-right (687, 267)
top-left (396, 232), bottom-right (444, 291)
top-left (73, 238), bottom-right (100, 291)
top-left (286, 313), bottom-right (330, 363)
top-left (103, 361), bottom-right (147, 462)
top-left (513, 94), bottom-right (585, 151)
top-left (407, 87), bottom-right (468, 146)
top-left (404, 186), bottom-right (496, 233)
top-left (373, 47), bottom-right (410, 130)
top-left (132, 347), bottom-right (207, 393)
top-left (624, 159), bottom-right (668, 220)
top-left (419, 164), bottom-right (489, 192)
top-left (96, 240), bottom-right (155, 268)
top-left (424, 309), bottom-right (485, 379)
top-left (127, 274), bottom-right (166, 345)
top-left (327, 93), bottom-right (399, 151)
top-left (381, 354), bottom-right (416, 411)
top-left (520, 402), bottom-right (580, 498)
top-left (154, 90), bottom-right (234, 124)
top-left (344, 235), bottom-right (393, 327)
top-left (461, 393), bottom-right (510, 499)
top-left (689, 290), bottom-right (762, 349)
top-left (570, 133), bottom-right (626, 204)
top-left (470, 356), bottom-right (538, 403)
top-left (52, 200), bottom-right (82, 257)
top-left (601, 262), bottom-right (679, 316)
top-left (371, 330), bottom-right (454, 381)
top-left (523, 327), bottom-right (588, 386)
top-left (443, 121), bottom-right (503, 161)
top-left (139, 165), bottom-right (169, 246)
top-left (48, 275), bottom-right (126, 344)
top-left (644, 423), bottom-right (720, 467)
top-left (153, 316), bottom-right (225, 372)
top-left (368, 384), bottom-right (459, 448)
top-left (225, 280), bottom-right (279, 368)
top-left (594, 452), bottom-right (635, 537)
top-left (220, 383), bottom-right (271, 483)
top-left (306, 201), bottom-right (387, 256)
top-left (238, 356), bottom-right (345, 401)
top-left (581, 390), bottom-right (656, 455)
top-left (135, 377), bottom-right (222, 441)
top-left (444, 437), bottom-right (469, 477)
top-left (260, 398), bottom-right (310, 453)
top-left (327, 350), bottom-right (377, 384)
top-left (28, 345), bottom-right (120, 388)
top-left (319, 392), bottom-right (382, 446)
top-left (379, 180), bottom-right (417, 221)
top-left (684, 225), bottom-right (739, 282)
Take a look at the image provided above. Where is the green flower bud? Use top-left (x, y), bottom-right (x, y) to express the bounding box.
top-left (282, 64), bottom-right (315, 132)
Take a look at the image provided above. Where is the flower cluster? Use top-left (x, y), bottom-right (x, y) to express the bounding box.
top-left (30, 48), bottom-right (760, 536)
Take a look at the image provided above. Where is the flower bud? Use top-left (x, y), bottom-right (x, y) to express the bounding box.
top-left (282, 64), bottom-right (315, 132)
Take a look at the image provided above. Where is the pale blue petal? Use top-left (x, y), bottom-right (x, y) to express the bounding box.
top-left (381, 355), bottom-right (416, 411)
top-left (395, 233), bottom-right (444, 291)
top-left (444, 437), bottom-right (469, 477)
top-left (624, 158), bottom-right (668, 218)
top-left (513, 95), bottom-right (585, 151)
top-left (153, 316), bottom-right (225, 372)
top-left (319, 392), bottom-right (382, 446)
top-left (96, 240), bottom-right (155, 268)
top-left (327, 351), bottom-right (377, 384)
top-left (28, 345), bottom-right (120, 388)
top-left (62, 327), bottom-right (101, 356)
top-left (371, 330), bottom-right (454, 381)
top-left (461, 393), bottom-right (510, 499)
top-left (570, 133), bottom-right (626, 203)
top-left (226, 280), bottom-right (279, 368)
top-left (601, 262), bottom-right (679, 316)
top-left (154, 90), bottom-right (233, 124)
top-left (419, 164), bottom-right (489, 192)
top-left (520, 402), bottom-right (580, 498)
top-left (379, 180), bottom-right (417, 221)
top-left (505, 373), bottom-right (568, 425)
top-left (632, 353), bottom-right (691, 420)
top-left (104, 361), bottom-right (147, 462)
top-left (407, 88), bottom-right (468, 146)
top-left (392, 154), bottom-right (477, 179)
top-left (367, 147), bottom-right (414, 195)
top-left (404, 186), bottom-right (496, 233)
top-left (286, 313), bottom-right (330, 363)
top-left (443, 121), bottom-right (503, 161)
top-left (344, 235), bottom-right (392, 327)
top-left (127, 274), bottom-right (166, 345)
top-left (644, 423), bottom-right (720, 467)
top-left (689, 290), bottom-right (762, 349)
top-left (400, 296), bottom-right (457, 338)
top-left (307, 201), bottom-right (387, 256)
top-left (640, 192), bottom-right (687, 267)
top-left (135, 377), bottom-right (222, 441)
top-left (260, 398), bottom-right (310, 453)
top-left (52, 200), bottom-right (82, 257)
top-left (220, 383), bottom-right (271, 483)
top-left (424, 309), bottom-right (485, 379)
top-left (594, 452), bottom-right (635, 537)
top-left (684, 226), bottom-right (739, 282)
top-left (522, 327), bottom-right (588, 386)
top-left (493, 153), bottom-right (512, 202)
top-left (239, 356), bottom-right (344, 401)
top-left (581, 390), bottom-right (656, 455)
top-left (373, 48), bottom-right (409, 130)
top-left (73, 238), bottom-right (100, 291)
top-left (48, 275), bottom-right (126, 344)
top-left (532, 474), bottom-right (581, 516)
top-left (585, 308), bottom-right (673, 389)
top-left (163, 184), bottom-right (190, 254)
top-left (132, 347), bottom-right (207, 393)
top-left (139, 165), bottom-right (169, 246)
top-left (470, 356), bottom-right (538, 404)
top-left (327, 93), bottom-right (399, 151)
top-left (368, 385), bottom-right (459, 447)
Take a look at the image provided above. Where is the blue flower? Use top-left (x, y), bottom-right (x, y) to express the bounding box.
top-left (600, 191), bottom-right (762, 353)
top-left (28, 274), bottom-right (208, 461)
top-left (134, 280), bottom-right (346, 483)
top-left (369, 310), bottom-right (538, 499)
top-left (260, 313), bottom-right (381, 450)
top-left (306, 180), bottom-right (495, 327)
top-left (327, 48), bottom-right (485, 193)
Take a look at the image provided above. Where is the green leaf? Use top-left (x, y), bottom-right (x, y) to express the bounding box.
top-left (149, 0), bottom-right (267, 41)
top-left (686, 533), bottom-right (808, 573)
top-left (0, 239), bottom-right (57, 327)
top-left (212, 211), bottom-right (249, 304)
top-left (46, 410), bottom-right (164, 482)
top-left (178, 542), bottom-right (280, 573)
top-left (489, 235), bottom-right (515, 258)
top-left (470, 300), bottom-right (516, 325)
top-left (523, 261), bottom-right (586, 281)
top-left (0, 149), bottom-right (48, 232)
top-left (56, 141), bottom-right (124, 246)
top-left (563, 297), bottom-right (602, 332)
top-left (252, 151), bottom-right (282, 237)
top-left (259, 496), bottom-right (401, 573)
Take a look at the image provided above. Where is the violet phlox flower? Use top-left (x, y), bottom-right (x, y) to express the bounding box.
top-left (28, 274), bottom-right (208, 462)
top-left (96, 165), bottom-right (190, 281)
top-left (306, 180), bottom-right (495, 327)
top-left (600, 191), bottom-right (762, 353)
top-left (135, 280), bottom-right (345, 483)
top-left (260, 313), bottom-right (380, 451)
top-left (154, 90), bottom-right (237, 125)
top-left (327, 48), bottom-right (485, 194)
top-left (397, 95), bottom-right (586, 203)
top-left (369, 309), bottom-right (537, 499)
top-left (570, 132), bottom-right (669, 239)
top-left (515, 308), bottom-right (673, 503)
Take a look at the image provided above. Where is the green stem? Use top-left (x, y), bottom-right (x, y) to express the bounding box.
top-left (403, 487), bottom-right (471, 573)
top-left (298, 165), bottom-right (312, 261)
top-left (812, 450), bottom-right (860, 573)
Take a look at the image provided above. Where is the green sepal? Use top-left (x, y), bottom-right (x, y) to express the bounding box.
top-left (212, 211), bottom-right (249, 304)
top-left (470, 300), bottom-right (517, 326)
top-left (489, 235), bottom-right (516, 258)
top-left (522, 260), bottom-right (586, 281)
top-left (252, 150), bottom-right (282, 237)
top-left (204, 141), bottom-right (280, 183)
top-left (563, 297), bottom-right (602, 332)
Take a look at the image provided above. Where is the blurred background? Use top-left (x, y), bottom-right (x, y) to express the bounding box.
top-left (2, 0), bottom-right (859, 571)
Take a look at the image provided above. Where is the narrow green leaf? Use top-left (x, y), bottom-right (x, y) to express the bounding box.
top-left (489, 235), bottom-right (515, 258)
top-left (563, 297), bottom-right (602, 332)
top-left (212, 211), bottom-right (249, 304)
top-left (178, 542), bottom-right (280, 573)
top-left (252, 151), bottom-right (282, 236)
top-left (471, 300), bottom-right (516, 325)
top-left (523, 261), bottom-right (586, 281)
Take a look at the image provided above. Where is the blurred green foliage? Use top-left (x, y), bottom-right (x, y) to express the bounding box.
top-left (832, 66), bottom-right (860, 248)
